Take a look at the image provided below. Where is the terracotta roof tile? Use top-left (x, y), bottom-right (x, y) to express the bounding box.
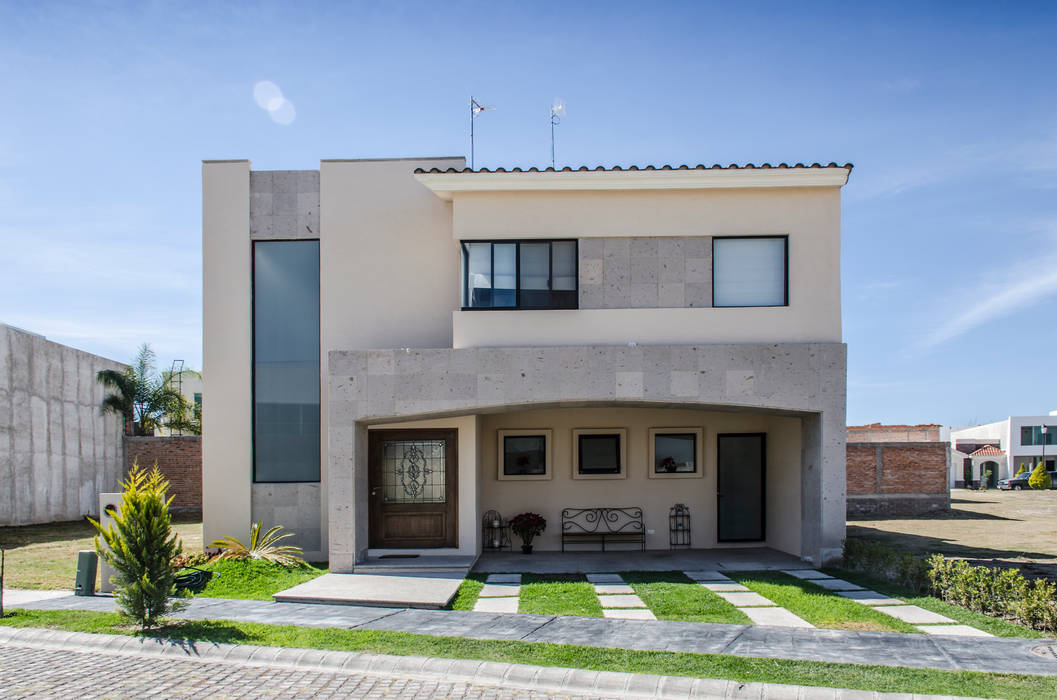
top-left (413, 162), bottom-right (854, 174)
top-left (969, 445), bottom-right (1005, 457)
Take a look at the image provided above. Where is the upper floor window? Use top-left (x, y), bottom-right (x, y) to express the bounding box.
top-left (1020, 426), bottom-right (1056, 446)
top-left (712, 236), bottom-right (788, 307)
top-left (462, 240), bottom-right (577, 310)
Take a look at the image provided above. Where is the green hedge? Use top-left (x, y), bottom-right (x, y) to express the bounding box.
top-left (842, 538), bottom-right (1057, 634)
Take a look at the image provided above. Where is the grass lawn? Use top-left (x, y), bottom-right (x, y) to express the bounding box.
top-left (449, 573), bottom-right (487, 610)
top-left (730, 572), bottom-right (919, 633)
top-left (2, 609), bottom-right (1055, 699)
top-left (0, 517), bottom-right (203, 590)
top-left (196, 560), bottom-right (326, 600)
top-left (824, 568), bottom-right (1044, 639)
top-left (518, 574), bottom-right (602, 616)
top-left (621, 571), bottom-right (750, 624)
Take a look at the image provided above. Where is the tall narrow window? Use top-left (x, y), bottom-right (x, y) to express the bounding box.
top-left (253, 240), bottom-right (320, 482)
top-left (712, 237), bottom-right (788, 307)
top-left (462, 240), bottom-right (577, 309)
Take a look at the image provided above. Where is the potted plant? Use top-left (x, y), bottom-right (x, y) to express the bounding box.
top-left (509, 512), bottom-right (546, 554)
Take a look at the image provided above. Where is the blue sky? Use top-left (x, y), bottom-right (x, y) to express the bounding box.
top-left (1, 1), bottom-right (1055, 427)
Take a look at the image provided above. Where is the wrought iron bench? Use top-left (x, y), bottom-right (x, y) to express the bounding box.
top-left (560, 507), bottom-right (646, 551)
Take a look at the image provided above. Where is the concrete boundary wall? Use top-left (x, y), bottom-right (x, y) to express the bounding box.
top-left (0, 324), bottom-right (126, 526)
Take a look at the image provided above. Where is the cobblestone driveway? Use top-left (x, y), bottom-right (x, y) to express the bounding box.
top-left (0, 644), bottom-right (588, 699)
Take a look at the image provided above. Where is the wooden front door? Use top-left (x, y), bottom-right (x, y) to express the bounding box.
top-left (368, 429), bottom-right (458, 548)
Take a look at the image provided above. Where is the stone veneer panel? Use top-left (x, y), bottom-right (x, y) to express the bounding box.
top-left (250, 170), bottom-right (320, 239)
top-left (251, 482), bottom-right (323, 558)
top-left (578, 236), bottom-right (712, 309)
top-left (327, 342), bottom-right (846, 572)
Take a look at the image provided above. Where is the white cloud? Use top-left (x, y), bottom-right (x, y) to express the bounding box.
top-left (919, 262), bottom-right (1057, 351)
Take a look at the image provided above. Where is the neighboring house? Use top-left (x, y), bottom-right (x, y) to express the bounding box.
top-left (950, 414), bottom-right (1057, 488)
top-left (157, 367), bottom-right (203, 436)
top-left (0, 322), bottom-right (126, 526)
top-left (846, 423), bottom-right (949, 516)
top-left (202, 158), bottom-right (853, 569)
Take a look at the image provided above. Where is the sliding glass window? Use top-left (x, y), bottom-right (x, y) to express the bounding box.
top-left (253, 240), bottom-right (320, 483)
top-left (462, 240), bottom-right (577, 309)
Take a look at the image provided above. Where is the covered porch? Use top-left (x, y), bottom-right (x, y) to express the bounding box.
top-left (473, 546), bottom-right (810, 574)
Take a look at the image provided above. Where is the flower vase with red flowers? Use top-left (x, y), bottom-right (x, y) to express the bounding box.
top-left (509, 512), bottom-right (547, 553)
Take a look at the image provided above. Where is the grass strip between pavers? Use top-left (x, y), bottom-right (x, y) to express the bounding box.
top-left (2, 609), bottom-right (1055, 699)
top-left (620, 571), bottom-right (751, 625)
top-left (730, 571), bottom-right (920, 633)
top-left (518, 574), bottom-right (603, 617)
top-left (449, 573), bottom-right (487, 610)
top-left (823, 567), bottom-right (1044, 639)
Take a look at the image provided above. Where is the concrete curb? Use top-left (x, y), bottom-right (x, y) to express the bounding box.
top-left (0, 626), bottom-right (975, 699)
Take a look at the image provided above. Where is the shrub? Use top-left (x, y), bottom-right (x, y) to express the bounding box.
top-left (842, 537), bottom-right (930, 593)
top-left (89, 461), bottom-right (186, 628)
top-left (210, 522), bottom-right (306, 568)
top-left (1028, 462), bottom-right (1052, 490)
top-left (1015, 464), bottom-right (1028, 477)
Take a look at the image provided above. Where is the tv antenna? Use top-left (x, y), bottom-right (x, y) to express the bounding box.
top-left (469, 97), bottom-right (494, 170)
top-left (550, 98), bottom-right (566, 168)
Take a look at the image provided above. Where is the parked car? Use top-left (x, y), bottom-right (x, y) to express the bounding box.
top-left (998, 471), bottom-right (1057, 490)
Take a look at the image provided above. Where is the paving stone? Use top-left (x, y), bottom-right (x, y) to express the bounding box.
top-left (683, 570), bottom-right (730, 581)
top-left (715, 591), bottom-right (775, 607)
top-left (740, 607), bottom-right (814, 628)
top-left (597, 594), bottom-right (646, 608)
top-left (585, 573), bottom-right (624, 583)
top-left (477, 584), bottom-right (520, 598)
top-left (836, 590), bottom-right (906, 606)
top-left (701, 583), bottom-right (750, 592)
top-left (471, 597), bottom-right (519, 614)
top-left (781, 569), bottom-right (833, 580)
top-left (593, 584), bottom-right (635, 595)
top-left (602, 609), bottom-right (657, 620)
top-left (916, 624), bottom-right (993, 637)
top-left (806, 578), bottom-right (865, 592)
top-left (872, 605), bottom-right (955, 624)
top-left (484, 574), bottom-right (521, 584)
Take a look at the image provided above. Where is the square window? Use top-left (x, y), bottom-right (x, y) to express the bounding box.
top-left (648, 428), bottom-right (704, 479)
top-left (572, 428), bottom-right (627, 479)
top-left (497, 429), bottom-right (552, 480)
top-left (713, 236), bottom-right (788, 307)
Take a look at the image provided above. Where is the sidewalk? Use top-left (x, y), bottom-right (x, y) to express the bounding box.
top-left (8, 591), bottom-right (1057, 677)
top-left (0, 626), bottom-right (979, 699)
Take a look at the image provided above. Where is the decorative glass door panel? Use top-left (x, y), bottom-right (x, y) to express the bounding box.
top-left (369, 429), bottom-right (457, 548)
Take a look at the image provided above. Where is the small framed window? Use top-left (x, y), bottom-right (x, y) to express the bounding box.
top-left (712, 236), bottom-right (788, 307)
top-left (462, 240), bottom-right (578, 310)
top-left (572, 428), bottom-right (627, 479)
top-left (497, 429), bottom-right (552, 481)
top-left (648, 428), bottom-right (704, 479)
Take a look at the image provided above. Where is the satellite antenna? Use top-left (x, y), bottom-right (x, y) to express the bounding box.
top-left (469, 97), bottom-right (494, 170)
top-left (550, 98), bottom-right (566, 168)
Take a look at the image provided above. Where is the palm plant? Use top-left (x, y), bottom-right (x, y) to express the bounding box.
top-left (210, 522), bottom-right (307, 568)
top-left (97, 344), bottom-right (185, 436)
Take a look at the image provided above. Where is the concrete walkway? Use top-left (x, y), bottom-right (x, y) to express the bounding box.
top-left (0, 626), bottom-right (978, 699)
top-left (10, 593), bottom-right (1057, 677)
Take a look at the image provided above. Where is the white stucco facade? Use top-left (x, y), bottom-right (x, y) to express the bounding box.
top-left (202, 158), bottom-right (851, 567)
top-left (950, 413), bottom-right (1057, 486)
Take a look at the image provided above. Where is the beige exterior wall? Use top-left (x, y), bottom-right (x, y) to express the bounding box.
top-left (450, 187), bottom-right (841, 347)
top-left (479, 406), bottom-right (801, 555)
top-left (201, 160), bottom-right (252, 546)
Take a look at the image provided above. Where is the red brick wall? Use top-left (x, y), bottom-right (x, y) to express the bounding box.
top-left (846, 441), bottom-right (949, 517)
top-left (123, 436), bottom-right (202, 512)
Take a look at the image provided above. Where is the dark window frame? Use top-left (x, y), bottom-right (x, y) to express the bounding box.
top-left (251, 238), bottom-right (322, 484)
top-left (577, 433), bottom-right (622, 475)
top-left (502, 434), bottom-right (548, 477)
top-left (461, 239), bottom-right (578, 310)
top-left (711, 235), bottom-right (790, 308)
top-left (653, 432), bottom-right (698, 474)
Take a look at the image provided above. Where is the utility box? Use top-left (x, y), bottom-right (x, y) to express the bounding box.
top-left (97, 493), bottom-right (122, 593)
top-left (74, 550), bottom-right (97, 596)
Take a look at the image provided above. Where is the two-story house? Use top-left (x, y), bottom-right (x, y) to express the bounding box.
top-left (202, 157), bottom-right (852, 571)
